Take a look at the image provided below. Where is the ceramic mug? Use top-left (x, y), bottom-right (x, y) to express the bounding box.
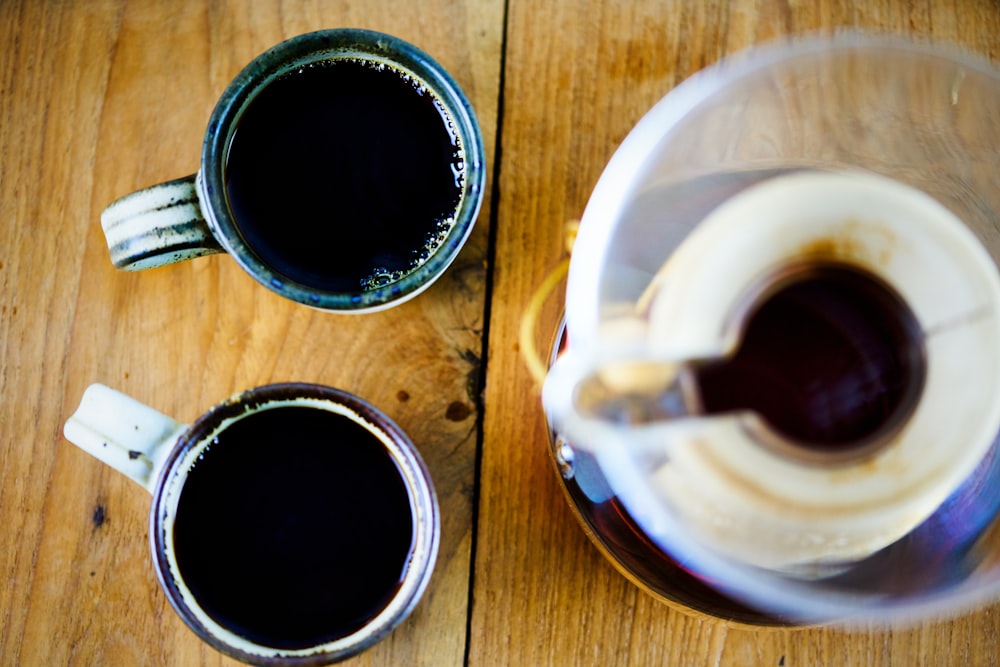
top-left (63, 382), bottom-right (439, 665)
top-left (101, 29), bottom-right (485, 312)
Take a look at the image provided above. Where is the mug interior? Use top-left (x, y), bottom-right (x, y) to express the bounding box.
top-left (199, 29), bottom-right (485, 312)
top-left (149, 383), bottom-right (439, 665)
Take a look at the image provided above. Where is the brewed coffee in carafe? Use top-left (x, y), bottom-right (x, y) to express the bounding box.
top-left (544, 169), bottom-right (1000, 613)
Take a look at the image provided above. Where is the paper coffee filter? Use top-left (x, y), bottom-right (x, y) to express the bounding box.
top-left (648, 321), bottom-right (1000, 570)
top-left (548, 170), bottom-right (1000, 574)
top-left (640, 171), bottom-right (1000, 356)
top-left (645, 416), bottom-right (931, 572)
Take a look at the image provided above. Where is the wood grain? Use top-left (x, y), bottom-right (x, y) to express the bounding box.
top-left (4, 0), bottom-right (1000, 666)
top-left (474, 1), bottom-right (1000, 666)
top-left (0, 0), bottom-right (500, 665)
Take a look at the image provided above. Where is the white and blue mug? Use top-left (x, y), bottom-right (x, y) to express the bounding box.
top-left (101, 29), bottom-right (485, 312)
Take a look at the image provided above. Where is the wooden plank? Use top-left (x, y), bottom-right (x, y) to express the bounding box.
top-left (6, 0), bottom-right (1000, 665)
top-left (474, 0), bottom-right (1000, 665)
top-left (0, 0), bottom-right (502, 665)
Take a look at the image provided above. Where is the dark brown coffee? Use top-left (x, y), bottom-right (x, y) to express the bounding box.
top-left (563, 447), bottom-right (780, 625)
top-left (549, 325), bottom-right (780, 625)
top-left (171, 405), bottom-right (415, 649)
top-left (225, 57), bottom-right (464, 293)
top-left (693, 262), bottom-right (925, 450)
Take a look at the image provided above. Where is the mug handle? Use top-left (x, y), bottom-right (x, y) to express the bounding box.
top-left (63, 384), bottom-right (189, 493)
top-left (100, 174), bottom-right (224, 271)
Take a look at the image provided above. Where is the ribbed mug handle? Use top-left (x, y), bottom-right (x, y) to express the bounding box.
top-left (100, 174), bottom-right (224, 271)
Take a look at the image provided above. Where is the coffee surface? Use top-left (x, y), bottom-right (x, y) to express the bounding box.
top-left (225, 58), bottom-right (464, 292)
top-left (172, 405), bottom-right (415, 649)
top-left (694, 263), bottom-right (924, 448)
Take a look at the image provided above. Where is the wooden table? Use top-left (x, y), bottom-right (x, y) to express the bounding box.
top-left (3, 1), bottom-right (1000, 665)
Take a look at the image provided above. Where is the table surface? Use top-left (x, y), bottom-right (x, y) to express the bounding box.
top-left (4, 0), bottom-right (1000, 665)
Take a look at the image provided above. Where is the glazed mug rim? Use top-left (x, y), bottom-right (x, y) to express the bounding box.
top-left (198, 28), bottom-right (486, 312)
top-left (148, 382), bottom-right (440, 666)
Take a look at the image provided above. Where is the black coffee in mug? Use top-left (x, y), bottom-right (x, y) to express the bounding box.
top-left (225, 57), bottom-right (465, 293)
top-left (171, 405), bottom-right (415, 650)
top-left (101, 29), bottom-right (484, 311)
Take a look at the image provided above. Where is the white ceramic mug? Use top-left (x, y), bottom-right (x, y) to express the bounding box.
top-left (64, 382), bottom-right (439, 665)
